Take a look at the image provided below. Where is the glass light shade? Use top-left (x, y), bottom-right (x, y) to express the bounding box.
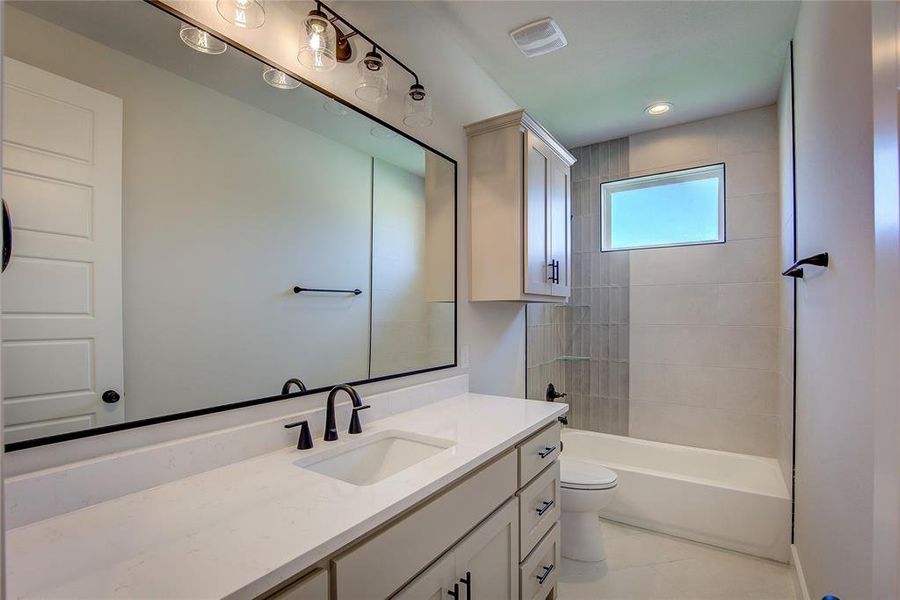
top-left (323, 99), bottom-right (351, 117)
top-left (355, 51), bottom-right (388, 104)
top-left (179, 23), bottom-right (227, 55)
top-left (216, 0), bottom-right (265, 29)
top-left (370, 125), bottom-right (398, 139)
top-left (298, 10), bottom-right (337, 72)
top-left (403, 85), bottom-right (433, 128)
top-left (262, 67), bottom-right (301, 89)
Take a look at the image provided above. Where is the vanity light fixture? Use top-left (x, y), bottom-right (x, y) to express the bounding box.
top-left (298, 6), bottom-right (338, 72)
top-left (179, 23), bottom-right (227, 55)
top-left (262, 67), bottom-right (301, 89)
top-left (216, 0), bottom-right (265, 29)
top-left (355, 47), bottom-right (388, 104)
top-left (299, 0), bottom-right (433, 127)
top-left (644, 101), bottom-right (673, 116)
top-left (404, 84), bottom-right (433, 128)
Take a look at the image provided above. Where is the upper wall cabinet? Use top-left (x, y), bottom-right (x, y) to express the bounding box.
top-left (467, 110), bottom-right (575, 302)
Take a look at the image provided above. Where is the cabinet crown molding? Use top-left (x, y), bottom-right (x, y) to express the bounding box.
top-left (465, 109), bottom-right (576, 167)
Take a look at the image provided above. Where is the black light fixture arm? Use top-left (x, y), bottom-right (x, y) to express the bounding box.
top-left (315, 0), bottom-right (421, 86)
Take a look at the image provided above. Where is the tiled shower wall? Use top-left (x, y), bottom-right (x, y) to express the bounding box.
top-left (526, 138), bottom-right (630, 435)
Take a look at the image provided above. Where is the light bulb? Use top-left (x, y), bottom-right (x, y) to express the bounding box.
top-left (298, 9), bottom-right (337, 72)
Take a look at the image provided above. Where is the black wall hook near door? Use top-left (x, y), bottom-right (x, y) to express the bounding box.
top-left (782, 252), bottom-right (829, 278)
top-left (293, 286), bottom-right (362, 295)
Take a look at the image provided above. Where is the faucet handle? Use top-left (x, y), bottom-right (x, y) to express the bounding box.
top-left (284, 419), bottom-right (314, 450)
top-left (348, 404), bottom-right (371, 435)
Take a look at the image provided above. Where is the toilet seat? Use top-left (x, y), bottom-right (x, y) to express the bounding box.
top-left (560, 457), bottom-right (618, 490)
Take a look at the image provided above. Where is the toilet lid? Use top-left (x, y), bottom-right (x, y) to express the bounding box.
top-left (560, 457), bottom-right (618, 490)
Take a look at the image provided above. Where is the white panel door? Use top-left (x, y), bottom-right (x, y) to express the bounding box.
top-left (1, 57), bottom-right (124, 443)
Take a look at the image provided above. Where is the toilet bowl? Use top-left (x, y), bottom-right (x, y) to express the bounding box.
top-left (560, 456), bottom-right (618, 562)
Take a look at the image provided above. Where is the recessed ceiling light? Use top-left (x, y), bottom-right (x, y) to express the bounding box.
top-left (645, 102), bottom-right (673, 116)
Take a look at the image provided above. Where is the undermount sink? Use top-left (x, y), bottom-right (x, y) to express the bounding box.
top-left (295, 430), bottom-right (455, 486)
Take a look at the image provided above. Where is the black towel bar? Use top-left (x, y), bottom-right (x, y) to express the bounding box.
top-left (293, 286), bottom-right (362, 295)
top-left (782, 252), bottom-right (829, 279)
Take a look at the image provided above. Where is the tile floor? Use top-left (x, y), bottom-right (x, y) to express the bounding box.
top-left (557, 519), bottom-right (796, 600)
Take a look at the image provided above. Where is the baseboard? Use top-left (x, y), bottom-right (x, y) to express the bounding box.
top-left (791, 544), bottom-right (811, 600)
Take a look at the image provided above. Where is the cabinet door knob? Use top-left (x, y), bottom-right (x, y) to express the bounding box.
top-left (459, 571), bottom-right (471, 600)
top-left (101, 390), bottom-right (120, 404)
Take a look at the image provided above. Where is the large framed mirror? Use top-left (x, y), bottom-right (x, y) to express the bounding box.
top-left (1, 0), bottom-right (456, 449)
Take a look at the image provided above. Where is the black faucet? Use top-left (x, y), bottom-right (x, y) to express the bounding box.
top-left (324, 384), bottom-right (370, 441)
top-left (281, 378), bottom-right (307, 395)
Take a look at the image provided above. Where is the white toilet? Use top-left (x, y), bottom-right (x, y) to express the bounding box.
top-left (559, 456), bottom-right (619, 562)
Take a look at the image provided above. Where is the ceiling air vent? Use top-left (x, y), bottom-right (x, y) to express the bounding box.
top-left (509, 18), bottom-right (567, 58)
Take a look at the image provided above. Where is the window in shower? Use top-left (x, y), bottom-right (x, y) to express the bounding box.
top-left (600, 163), bottom-right (725, 252)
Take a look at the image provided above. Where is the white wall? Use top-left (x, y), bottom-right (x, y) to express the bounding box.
top-left (870, 3), bottom-right (900, 598)
top-left (627, 106), bottom-right (782, 457)
top-left (776, 59), bottom-right (795, 488)
top-left (370, 158), bottom-right (442, 376)
top-left (791, 2), bottom-right (876, 598)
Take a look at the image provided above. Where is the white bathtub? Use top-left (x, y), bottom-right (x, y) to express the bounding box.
top-left (561, 429), bottom-right (791, 563)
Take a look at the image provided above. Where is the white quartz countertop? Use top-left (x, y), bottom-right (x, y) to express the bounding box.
top-left (6, 393), bottom-right (566, 600)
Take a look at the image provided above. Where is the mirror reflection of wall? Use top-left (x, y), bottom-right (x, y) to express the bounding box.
top-left (1, 1), bottom-right (455, 446)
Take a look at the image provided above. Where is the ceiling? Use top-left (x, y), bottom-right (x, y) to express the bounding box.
top-left (428, 1), bottom-right (800, 148)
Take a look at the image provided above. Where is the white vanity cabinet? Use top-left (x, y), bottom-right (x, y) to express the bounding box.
top-left (258, 422), bottom-right (562, 600)
top-left (467, 110), bottom-right (575, 303)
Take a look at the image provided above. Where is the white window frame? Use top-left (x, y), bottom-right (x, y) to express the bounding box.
top-left (600, 163), bottom-right (726, 252)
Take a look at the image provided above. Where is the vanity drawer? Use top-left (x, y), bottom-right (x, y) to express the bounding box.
top-left (332, 450), bottom-right (517, 600)
top-left (518, 422), bottom-right (561, 487)
top-left (519, 523), bottom-right (560, 600)
top-left (517, 460), bottom-right (560, 560)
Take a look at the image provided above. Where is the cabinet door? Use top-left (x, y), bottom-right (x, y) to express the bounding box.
top-left (392, 552), bottom-right (456, 600)
top-left (524, 130), bottom-right (552, 296)
top-left (548, 157), bottom-right (571, 297)
top-left (267, 568), bottom-right (328, 600)
top-left (453, 498), bottom-right (519, 600)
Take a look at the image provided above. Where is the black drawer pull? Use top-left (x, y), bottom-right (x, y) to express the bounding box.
top-left (447, 582), bottom-right (459, 598)
top-left (538, 445), bottom-right (556, 459)
top-left (459, 571), bottom-right (471, 600)
top-left (536, 563), bottom-right (555, 585)
top-left (536, 499), bottom-right (555, 516)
